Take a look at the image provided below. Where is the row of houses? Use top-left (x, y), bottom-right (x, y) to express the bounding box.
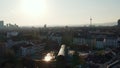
top-left (40, 31), bottom-right (120, 49)
top-left (6, 40), bottom-right (45, 58)
top-left (0, 41), bottom-right (45, 58)
top-left (20, 43), bottom-right (45, 57)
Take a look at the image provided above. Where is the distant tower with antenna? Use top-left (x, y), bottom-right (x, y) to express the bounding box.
top-left (90, 17), bottom-right (92, 27)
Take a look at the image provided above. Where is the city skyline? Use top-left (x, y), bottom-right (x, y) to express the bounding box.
top-left (0, 0), bottom-right (120, 26)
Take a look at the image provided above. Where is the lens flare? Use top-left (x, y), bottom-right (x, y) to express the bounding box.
top-left (44, 53), bottom-right (52, 62)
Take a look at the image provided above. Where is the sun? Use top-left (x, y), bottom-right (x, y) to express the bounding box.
top-left (21, 0), bottom-right (46, 16)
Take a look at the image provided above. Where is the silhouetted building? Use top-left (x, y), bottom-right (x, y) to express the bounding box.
top-left (0, 21), bottom-right (4, 28)
top-left (118, 19), bottom-right (120, 26)
top-left (44, 24), bottom-right (47, 28)
top-left (6, 23), bottom-right (18, 28)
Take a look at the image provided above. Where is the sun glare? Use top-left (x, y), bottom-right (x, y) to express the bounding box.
top-left (44, 53), bottom-right (52, 62)
top-left (21, 0), bottom-right (46, 16)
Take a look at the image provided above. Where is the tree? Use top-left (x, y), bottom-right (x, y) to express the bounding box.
top-left (4, 48), bottom-right (15, 59)
top-left (62, 31), bottom-right (73, 46)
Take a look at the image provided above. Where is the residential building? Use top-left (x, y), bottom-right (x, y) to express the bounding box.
top-left (21, 44), bottom-right (34, 57)
top-left (105, 36), bottom-right (118, 48)
top-left (49, 32), bottom-right (62, 45)
top-left (73, 32), bottom-right (86, 45)
top-left (96, 38), bottom-right (105, 49)
top-left (7, 31), bottom-right (19, 38)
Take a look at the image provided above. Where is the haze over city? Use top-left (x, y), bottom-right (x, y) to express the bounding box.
top-left (0, 0), bottom-right (120, 26)
top-left (1, 0), bottom-right (120, 68)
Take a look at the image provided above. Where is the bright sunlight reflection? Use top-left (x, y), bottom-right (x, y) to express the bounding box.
top-left (44, 53), bottom-right (52, 62)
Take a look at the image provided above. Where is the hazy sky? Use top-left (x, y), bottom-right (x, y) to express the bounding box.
top-left (0, 0), bottom-right (120, 26)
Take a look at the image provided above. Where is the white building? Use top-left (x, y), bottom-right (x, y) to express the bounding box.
top-left (96, 38), bottom-right (105, 49)
top-left (7, 31), bottom-right (19, 38)
top-left (49, 32), bottom-right (62, 44)
top-left (73, 32), bottom-right (86, 45)
top-left (105, 37), bottom-right (118, 48)
top-left (6, 39), bottom-right (14, 48)
top-left (73, 37), bottom-right (86, 45)
top-left (21, 45), bottom-right (34, 56)
top-left (21, 43), bottom-right (45, 57)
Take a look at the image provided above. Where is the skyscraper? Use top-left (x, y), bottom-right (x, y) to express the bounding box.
top-left (118, 19), bottom-right (120, 26)
top-left (0, 21), bottom-right (4, 28)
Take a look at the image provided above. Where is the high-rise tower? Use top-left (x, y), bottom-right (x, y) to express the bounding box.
top-left (90, 18), bottom-right (92, 26)
top-left (0, 21), bottom-right (4, 28)
top-left (118, 19), bottom-right (120, 26)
